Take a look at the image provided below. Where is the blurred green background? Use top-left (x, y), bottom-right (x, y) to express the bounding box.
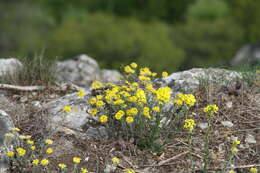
top-left (1, 0), bottom-right (259, 72)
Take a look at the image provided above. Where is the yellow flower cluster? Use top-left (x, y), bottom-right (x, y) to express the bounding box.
top-left (156, 87), bottom-right (171, 104)
top-left (115, 110), bottom-right (125, 120)
top-left (230, 139), bottom-right (240, 153)
top-left (250, 168), bottom-right (258, 173)
top-left (183, 119), bottom-right (196, 132)
top-left (16, 147), bottom-right (26, 156)
top-left (173, 93), bottom-right (196, 107)
top-left (203, 104), bottom-right (219, 116)
top-left (124, 168), bottom-right (136, 173)
top-left (111, 157), bottom-right (120, 164)
top-left (73, 157), bottom-right (81, 163)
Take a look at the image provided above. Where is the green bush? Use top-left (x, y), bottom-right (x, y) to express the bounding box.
top-left (48, 12), bottom-right (184, 72)
top-left (172, 18), bottom-right (243, 69)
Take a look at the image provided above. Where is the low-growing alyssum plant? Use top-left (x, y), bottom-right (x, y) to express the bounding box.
top-left (87, 63), bottom-right (196, 150)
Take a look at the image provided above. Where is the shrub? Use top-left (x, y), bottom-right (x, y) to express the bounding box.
top-left (49, 12), bottom-right (184, 72)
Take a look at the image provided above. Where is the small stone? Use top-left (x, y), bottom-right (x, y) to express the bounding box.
top-left (226, 102), bottom-right (233, 109)
top-left (198, 122), bottom-right (208, 130)
top-left (221, 121), bottom-right (234, 128)
top-left (245, 134), bottom-right (256, 144)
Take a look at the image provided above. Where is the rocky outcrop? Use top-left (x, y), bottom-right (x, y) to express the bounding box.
top-left (156, 68), bottom-right (242, 93)
top-left (231, 43), bottom-right (260, 66)
top-left (56, 54), bottom-right (121, 87)
top-left (0, 58), bottom-right (22, 77)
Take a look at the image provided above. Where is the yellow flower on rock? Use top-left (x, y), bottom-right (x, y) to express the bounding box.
top-left (58, 163), bottom-right (67, 169)
top-left (127, 96), bottom-right (137, 103)
top-left (81, 168), bottom-right (89, 173)
top-left (6, 151), bottom-right (14, 157)
top-left (183, 119), bottom-right (196, 132)
top-left (91, 81), bottom-right (103, 89)
top-left (111, 157), bottom-right (120, 164)
top-left (19, 135), bottom-right (31, 140)
top-left (99, 115), bottom-right (108, 123)
top-left (46, 147), bottom-right (53, 154)
top-left (77, 90), bottom-right (86, 98)
top-left (175, 93), bottom-right (196, 107)
top-left (73, 157), bottom-right (81, 163)
top-left (173, 99), bottom-right (183, 105)
top-left (250, 168), bottom-right (258, 173)
top-left (89, 98), bottom-right (97, 105)
top-left (45, 139), bottom-right (54, 144)
top-left (16, 148), bottom-right (26, 156)
top-left (41, 159), bottom-right (49, 166)
top-left (63, 105), bottom-right (72, 113)
top-left (126, 116), bottom-right (134, 123)
top-left (231, 140), bottom-right (240, 153)
top-left (162, 71), bottom-right (168, 78)
top-left (138, 75), bottom-right (151, 81)
top-left (156, 87), bottom-right (171, 104)
top-left (32, 159), bottom-right (39, 165)
top-left (115, 110), bottom-right (125, 120)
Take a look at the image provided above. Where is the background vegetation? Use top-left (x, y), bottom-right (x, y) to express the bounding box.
top-left (0, 0), bottom-right (259, 72)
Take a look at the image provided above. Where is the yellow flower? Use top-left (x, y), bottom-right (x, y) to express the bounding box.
top-left (91, 81), bottom-right (103, 89)
top-left (126, 116), bottom-right (134, 123)
top-left (111, 157), bottom-right (120, 164)
top-left (175, 93), bottom-right (196, 107)
top-left (231, 147), bottom-right (238, 153)
top-left (58, 163), bottom-right (67, 169)
top-left (73, 157), bottom-right (81, 163)
top-left (89, 97), bottom-right (97, 105)
top-left (127, 96), bottom-right (137, 102)
top-left (162, 71), bottom-right (168, 78)
top-left (173, 99), bottom-right (183, 105)
top-left (250, 168), bottom-right (258, 173)
top-left (114, 99), bottom-right (124, 105)
top-left (16, 148), bottom-right (26, 156)
top-left (145, 83), bottom-right (156, 93)
top-left (130, 62), bottom-right (137, 68)
top-left (5, 133), bottom-right (14, 137)
top-left (81, 168), bottom-right (89, 173)
top-left (41, 159), bottom-right (49, 166)
top-left (135, 89), bottom-right (147, 105)
top-left (90, 108), bottom-right (99, 116)
top-left (31, 145), bottom-right (36, 150)
top-left (124, 168), bottom-right (135, 173)
top-left (124, 65), bottom-right (135, 73)
top-left (152, 106), bottom-right (160, 112)
top-left (138, 75), bottom-right (151, 81)
top-left (140, 67), bottom-right (152, 76)
top-left (126, 108), bottom-right (138, 116)
top-left (156, 87), bottom-right (171, 104)
top-left (32, 159), bottom-right (39, 165)
top-left (232, 140), bottom-right (240, 147)
top-left (6, 151), bottom-right (14, 157)
top-left (203, 104), bottom-right (218, 116)
top-left (229, 170), bottom-right (236, 173)
top-left (183, 119), bottom-right (196, 132)
top-left (27, 140), bottom-right (34, 145)
top-left (115, 110), bottom-right (125, 120)
top-left (12, 127), bottom-right (20, 132)
top-left (45, 139), bottom-right (54, 144)
top-left (63, 105), bottom-right (72, 113)
top-left (143, 107), bottom-right (151, 119)
top-left (99, 115), bottom-right (108, 123)
top-left (77, 90), bottom-right (86, 98)
top-left (96, 95), bottom-right (103, 99)
top-left (46, 147), bottom-right (53, 154)
top-left (96, 100), bottom-right (105, 107)
top-left (19, 135), bottom-right (31, 139)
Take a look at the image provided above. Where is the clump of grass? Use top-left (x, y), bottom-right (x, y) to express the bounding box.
top-left (0, 53), bottom-right (56, 86)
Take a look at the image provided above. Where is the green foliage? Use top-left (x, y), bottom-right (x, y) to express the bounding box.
top-left (187, 0), bottom-right (229, 21)
top-left (49, 13), bottom-right (184, 72)
top-left (172, 18), bottom-right (243, 69)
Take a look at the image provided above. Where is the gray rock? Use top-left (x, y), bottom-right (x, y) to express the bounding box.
top-left (0, 110), bottom-right (14, 173)
top-left (231, 43), bottom-right (260, 66)
top-left (198, 122), bottom-right (208, 130)
top-left (0, 58), bottom-right (22, 77)
top-left (56, 54), bottom-right (101, 87)
top-left (221, 121), bottom-right (234, 128)
top-left (156, 68), bottom-right (242, 93)
top-left (85, 126), bottom-right (108, 140)
top-left (100, 69), bottom-right (121, 83)
top-left (245, 134), bottom-right (256, 144)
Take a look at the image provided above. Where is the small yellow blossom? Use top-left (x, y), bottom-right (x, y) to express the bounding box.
top-left (6, 151), bottom-right (14, 157)
top-left (126, 108), bottom-right (138, 116)
top-left (143, 107), bottom-right (151, 119)
top-left (73, 157), bottom-right (81, 163)
top-left (156, 87), bottom-right (171, 104)
top-left (5, 133), bottom-right (14, 137)
top-left (126, 116), bottom-right (134, 123)
top-left (45, 139), bottom-right (54, 144)
top-left (203, 104), bottom-right (218, 116)
top-left (229, 170), bottom-right (236, 173)
top-left (162, 71), bottom-right (168, 78)
top-left (152, 106), bottom-right (160, 112)
top-left (138, 75), bottom-right (151, 81)
top-left (183, 119), bottom-right (196, 132)
top-left (250, 167), bottom-right (258, 173)
top-left (32, 159), bottom-right (39, 165)
top-left (124, 65), bottom-right (135, 73)
top-left (16, 148), bottom-right (26, 156)
top-left (46, 147), bottom-right (53, 154)
top-left (231, 147), bottom-right (238, 153)
top-left (127, 96), bottom-right (137, 102)
top-left (77, 90), bottom-right (86, 98)
top-left (130, 62), bottom-right (137, 68)
top-left (58, 163), bottom-right (67, 169)
top-left (96, 95), bottom-right (103, 99)
top-left (41, 159), bottom-right (49, 166)
top-left (91, 81), bottom-right (103, 89)
top-left (124, 168), bottom-right (135, 173)
top-left (115, 110), bottom-right (125, 120)
top-left (96, 100), bottom-right (105, 107)
top-left (19, 135), bottom-right (31, 139)
top-left (90, 108), bottom-right (99, 115)
top-left (12, 127), bottom-right (20, 132)
top-left (173, 99), bottom-right (183, 105)
top-left (31, 145), bottom-right (36, 150)
top-left (140, 67), bottom-right (152, 76)
top-left (112, 157), bottom-right (120, 164)
top-left (99, 115), bottom-right (108, 123)
top-left (81, 168), bottom-right (89, 173)
top-left (89, 97), bottom-right (97, 105)
top-left (63, 105), bottom-right (72, 113)
top-left (27, 140), bottom-right (34, 145)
